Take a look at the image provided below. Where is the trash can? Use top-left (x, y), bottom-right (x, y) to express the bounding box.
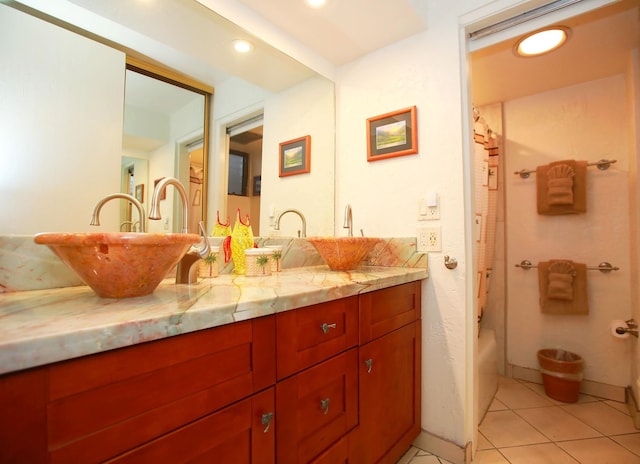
top-left (537, 349), bottom-right (583, 403)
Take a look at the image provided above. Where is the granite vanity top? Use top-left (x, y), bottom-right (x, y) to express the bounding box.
top-left (0, 265), bottom-right (427, 375)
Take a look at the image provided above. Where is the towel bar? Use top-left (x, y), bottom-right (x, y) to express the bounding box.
top-left (514, 159), bottom-right (617, 179)
top-left (515, 260), bottom-right (619, 273)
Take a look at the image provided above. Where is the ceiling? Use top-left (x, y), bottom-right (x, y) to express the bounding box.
top-left (232, 0), bottom-right (428, 66)
top-left (45, 0), bottom-right (639, 115)
top-left (229, 0), bottom-right (638, 106)
top-left (471, 0), bottom-right (640, 106)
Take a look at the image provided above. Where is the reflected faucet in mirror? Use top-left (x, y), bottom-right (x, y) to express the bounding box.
top-left (343, 204), bottom-right (353, 237)
top-left (274, 209), bottom-right (307, 238)
top-left (90, 193), bottom-right (146, 233)
top-left (149, 177), bottom-right (210, 284)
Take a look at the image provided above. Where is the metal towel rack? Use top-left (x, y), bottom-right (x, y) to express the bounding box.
top-left (513, 159), bottom-right (617, 179)
top-left (515, 260), bottom-right (619, 273)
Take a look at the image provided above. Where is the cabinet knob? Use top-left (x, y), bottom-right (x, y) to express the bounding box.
top-left (320, 398), bottom-right (331, 415)
top-left (364, 358), bottom-right (373, 373)
top-left (320, 322), bottom-right (337, 334)
top-left (261, 412), bottom-right (274, 433)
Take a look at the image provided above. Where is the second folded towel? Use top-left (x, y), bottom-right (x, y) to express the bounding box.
top-left (538, 259), bottom-right (589, 315)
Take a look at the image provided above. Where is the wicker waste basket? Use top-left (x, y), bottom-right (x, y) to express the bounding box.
top-left (537, 349), bottom-right (583, 403)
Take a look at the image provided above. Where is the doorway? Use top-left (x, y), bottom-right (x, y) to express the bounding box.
top-left (225, 116), bottom-right (263, 233)
top-left (468, 0), bottom-right (639, 417)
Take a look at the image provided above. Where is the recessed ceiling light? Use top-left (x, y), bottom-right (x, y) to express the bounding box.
top-left (514, 26), bottom-right (570, 57)
top-left (232, 39), bottom-right (254, 53)
top-left (305, 0), bottom-right (327, 8)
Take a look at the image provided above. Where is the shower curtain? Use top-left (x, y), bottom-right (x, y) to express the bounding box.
top-left (473, 109), bottom-right (500, 324)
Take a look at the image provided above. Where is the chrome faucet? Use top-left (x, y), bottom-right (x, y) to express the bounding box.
top-left (90, 193), bottom-right (146, 232)
top-left (343, 204), bottom-right (353, 237)
top-left (274, 209), bottom-right (307, 238)
top-left (149, 177), bottom-right (210, 284)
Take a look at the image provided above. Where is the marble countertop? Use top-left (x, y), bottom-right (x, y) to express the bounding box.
top-left (0, 265), bottom-right (427, 375)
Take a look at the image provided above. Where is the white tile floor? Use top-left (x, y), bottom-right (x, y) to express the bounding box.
top-left (399, 376), bottom-right (640, 464)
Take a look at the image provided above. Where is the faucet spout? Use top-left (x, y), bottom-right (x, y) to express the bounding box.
top-left (274, 209), bottom-right (307, 238)
top-left (343, 204), bottom-right (353, 237)
top-left (90, 193), bottom-right (146, 232)
top-left (149, 177), bottom-right (189, 233)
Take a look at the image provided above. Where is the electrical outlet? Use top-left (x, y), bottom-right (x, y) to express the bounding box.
top-left (426, 205), bottom-right (440, 220)
top-left (417, 227), bottom-right (441, 252)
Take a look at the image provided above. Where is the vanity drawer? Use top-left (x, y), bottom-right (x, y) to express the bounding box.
top-left (276, 296), bottom-right (358, 380)
top-left (276, 348), bottom-right (358, 464)
top-left (359, 281), bottom-right (421, 344)
top-left (107, 387), bottom-right (275, 464)
top-left (47, 316), bottom-right (275, 463)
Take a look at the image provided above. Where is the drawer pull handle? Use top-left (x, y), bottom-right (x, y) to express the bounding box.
top-left (321, 322), bottom-right (337, 334)
top-left (261, 412), bottom-right (274, 433)
top-left (365, 358), bottom-right (373, 373)
top-left (320, 398), bottom-right (331, 415)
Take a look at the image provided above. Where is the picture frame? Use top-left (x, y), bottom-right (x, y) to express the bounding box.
top-left (135, 184), bottom-right (144, 202)
top-left (279, 135), bottom-right (311, 177)
top-left (253, 175), bottom-right (261, 196)
top-left (367, 106), bottom-right (418, 162)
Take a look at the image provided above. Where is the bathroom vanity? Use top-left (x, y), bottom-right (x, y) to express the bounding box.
top-left (0, 266), bottom-right (425, 463)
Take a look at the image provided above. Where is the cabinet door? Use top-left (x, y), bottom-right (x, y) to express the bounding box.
top-left (107, 387), bottom-right (275, 464)
top-left (0, 368), bottom-right (47, 463)
top-left (359, 281), bottom-right (421, 344)
top-left (277, 349), bottom-right (358, 464)
top-left (276, 296), bottom-right (358, 380)
top-left (353, 322), bottom-right (421, 464)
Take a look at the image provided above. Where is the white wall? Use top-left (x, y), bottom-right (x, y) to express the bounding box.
top-left (505, 75), bottom-right (631, 388)
top-left (335, 5), bottom-right (470, 447)
top-left (0, 4), bottom-right (125, 234)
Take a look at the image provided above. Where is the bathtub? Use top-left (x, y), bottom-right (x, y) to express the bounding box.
top-left (478, 328), bottom-right (498, 420)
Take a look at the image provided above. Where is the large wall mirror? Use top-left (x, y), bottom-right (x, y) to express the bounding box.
top-left (1, 0), bottom-right (335, 237)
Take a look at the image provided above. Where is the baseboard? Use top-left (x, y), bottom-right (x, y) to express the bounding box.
top-left (510, 364), bottom-right (625, 402)
top-left (625, 386), bottom-right (640, 429)
top-left (412, 429), bottom-right (467, 464)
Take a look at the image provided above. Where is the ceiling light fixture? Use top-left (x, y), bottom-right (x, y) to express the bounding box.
top-left (233, 39), bottom-right (253, 53)
top-left (305, 0), bottom-right (327, 8)
top-left (514, 26), bottom-right (570, 57)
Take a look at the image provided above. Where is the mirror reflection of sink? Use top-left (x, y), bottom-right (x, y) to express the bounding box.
top-left (307, 237), bottom-right (382, 271)
top-left (34, 232), bottom-right (200, 298)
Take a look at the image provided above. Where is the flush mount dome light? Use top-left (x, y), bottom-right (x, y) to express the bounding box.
top-left (514, 26), bottom-right (570, 57)
top-left (306, 0), bottom-right (327, 7)
top-left (233, 39), bottom-right (253, 53)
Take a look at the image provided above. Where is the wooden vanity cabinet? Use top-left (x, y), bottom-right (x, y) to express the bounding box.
top-left (352, 281), bottom-right (422, 464)
top-left (0, 281), bottom-right (422, 464)
top-left (0, 315), bottom-right (276, 464)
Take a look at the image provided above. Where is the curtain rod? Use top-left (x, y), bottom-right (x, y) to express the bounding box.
top-left (468, 0), bottom-right (583, 40)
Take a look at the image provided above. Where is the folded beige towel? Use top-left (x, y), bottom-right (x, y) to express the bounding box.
top-left (548, 272), bottom-right (574, 301)
top-left (547, 163), bottom-right (575, 205)
top-left (538, 260), bottom-right (588, 314)
top-left (536, 160), bottom-right (587, 215)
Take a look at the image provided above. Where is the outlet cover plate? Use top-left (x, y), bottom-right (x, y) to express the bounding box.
top-left (417, 226), bottom-right (441, 252)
